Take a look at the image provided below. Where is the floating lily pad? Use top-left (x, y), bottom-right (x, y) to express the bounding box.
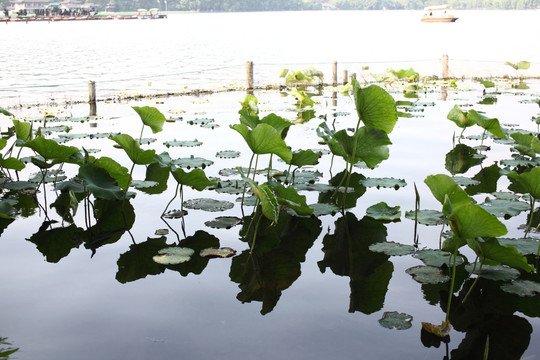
top-left (406, 265), bottom-right (450, 284)
top-left (422, 321), bottom-right (452, 338)
top-left (183, 198), bottom-right (234, 212)
top-left (378, 311), bottom-right (413, 330)
top-left (154, 229), bottom-right (169, 236)
top-left (309, 203), bottom-right (339, 216)
top-left (200, 123), bottom-right (219, 129)
top-left (236, 195), bottom-right (258, 206)
top-left (139, 138), bottom-right (157, 145)
top-left (29, 170), bottom-right (67, 183)
top-left (172, 156), bottom-right (214, 169)
top-left (164, 139), bottom-right (203, 148)
top-left (479, 197), bottom-right (529, 217)
top-left (360, 177), bottom-right (407, 190)
top-left (498, 238), bottom-right (540, 256)
top-left (413, 249), bottom-right (464, 267)
top-left (274, 170), bottom-right (323, 184)
top-left (130, 180), bottom-right (158, 189)
top-left (369, 241), bottom-right (415, 256)
top-left (501, 280), bottom-right (540, 297)
top-left (188, 117), bottom-right (214, 125)
top-left (452, 176), bottom-right (480, 186)
top-left (404, 209), bottom-right (445, 225)
top-left (216, 150), bottom-right (240, 159)
top-left (162, 209), bottom-right (188, 219)
top-left (214, 180), bottom-right (246, 195)
top-left (492, 191), bottom-right (522, 201)
top-left (464, 264), bottom-right (520, 281)
top-left (200, 247), bottom-right (236, 258)
top-left (153, 247), bottom-right (194, 265)
top-left (204, 216), bottom-right (242, 229)
top-left (366, 202), bottom-right (401, 221)
top-left (0, 180), bottom-right (39, 190)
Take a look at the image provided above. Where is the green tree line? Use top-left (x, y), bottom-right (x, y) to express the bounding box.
top-left (2, 0), bottom-right (537, 14)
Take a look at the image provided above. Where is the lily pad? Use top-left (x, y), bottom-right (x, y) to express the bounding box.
top-left (164, 139), bottom-right (203, 148)
top-left (162, 209), bottom-right (188, 219)
top-left (378, 311), bottom-right (413, 330)
top-left (154, 229), bottom-right (169, 235)
top-left (216, 150), bottom-right (241, 159)
top-left (498, 238), bottom-right (540, 256)
top-left (214, 179), bottom-right (246, 195)
top-left (366, 202), bottom-right (401, 221)
top-left (422, 321), bottom-right (452, 338)
top-left (152, 246), bottom-right (194, 265)
top-left (479, 197), bottom-right (530, 217)
top-left (368, 241), bottom-right (415, 256)
top-left (501, 280), bottom-right (540, 297)
top-left (452, 176), bottom-right (480, 187)
top-left (130, 180), bottom-right (158, 189)
top-left (406, 265), bottom-right (450, 284)
top-left (413, 249), bottom-right (464, 267)
top-left (204, 216), bottom-right (242, 229)
top-left (464, 264), bottom-right (520, 281)
top-left (309, 203), bottom-right (339, 216)
top-left (183, 198), bottom-right (234, 212)
top-left (188, 117), bottom-right (214, 125)
top-left (404, 209), bottom-right (445, 226)
top-left (360, 177), bottom-right (406, 190)
top-left (200, 247), bottom-right (236, 258)
top-left (172, 156), bottom-right (214, 169)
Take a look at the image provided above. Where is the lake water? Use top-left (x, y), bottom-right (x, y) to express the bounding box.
top-left (1, 10), bottom-right (540, 360)
top-left (1, 10), bottom-right (539, 107)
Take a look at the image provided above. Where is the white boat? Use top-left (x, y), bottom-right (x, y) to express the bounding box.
top-left (422, 5), bottom-right (458, 22)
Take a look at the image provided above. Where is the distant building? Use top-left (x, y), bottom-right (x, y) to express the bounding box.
top-left (9, 0), bottom-right (50, 12)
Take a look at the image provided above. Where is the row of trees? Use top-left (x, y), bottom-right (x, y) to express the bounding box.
top-left (1, 0), bottom-right (537, 14)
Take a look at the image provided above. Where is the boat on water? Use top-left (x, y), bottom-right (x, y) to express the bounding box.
top-left (422, 5), bottom-right (458, 22)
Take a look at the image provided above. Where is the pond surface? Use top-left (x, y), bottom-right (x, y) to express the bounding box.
top-left (1, 76), bottom-right (539, 359)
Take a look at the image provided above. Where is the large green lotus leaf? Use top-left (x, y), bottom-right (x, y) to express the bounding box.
top-left (366, 202), bottom-right (401, 221)
top-left (466, 237), bottom-right (533, 272)
top-left (413, 249), bottom-right (464, 267)
top-left (445, 144), bottom-right (481, 175)
top-left (467, 109), bottom-right (505, 138)
top-left (0, 157), bottom-right (25, 171)
top-left (253, 183), bottom-right (279, 223)
top-left (22, 136), bottom-right (80, 162)
top-left (290, 149), bottom-right (322, 167)
top-left (368, 241), bottom-right (415, 256)
top-left (261, 113), bottom-right (293, 135)
top-left (507, 168), bottom-right (540, 200)
top-left (291, 88), bottom-right (315, 108)
top-left (479, 197), bottom-right (529, 218)
top-left (110, 133), bottom-right (155, 165)
top-left (465, 164), bottom-right (501, 196)
top-left (93, 156), bottom-right (130, 190)
top-left (353, 81), bottom-right (397, 134)
top-left (450, 203), bottom-right (507, 239)
top-left (132, 106), bottom-right (166, 134)
top-left (238, 108), bottom-right (260, 129)
top-left (231, 123), bottom-right (292, 163)
top-left (501, 280), bottom-right (540, 297)
top-left (424, 174), bottom-right (472, 210)
top-left (171, 167), bottom-right (217, 191)
top-left (273, 183), bottom-right (313, 217)
top-left (360, 177), bottom-right (406, 189)
top-left (406, 265), bottom-right (450, 284)
top-left (498, 237), bottom-right (540, 256)
top-left (183, 198), bottom-right (234, 212)
top-left (511, 132), bottom-right (540, 155)
top-left (378, 311), bottom-right (413, 330)
top-left (327, 127), bottom-right (391, 168)
top-left (404, 209), bottom-right (445, 225)
top-left (464, 264), bottom-right (520, 281)
top-left (447, 105), bottom-right (475, 128)
top-left (13, 119), bottom-right (32, 141)
top-left (78, 163), bottom-right (125, 200)
top-left (139, 163), bottom-right (169, 195)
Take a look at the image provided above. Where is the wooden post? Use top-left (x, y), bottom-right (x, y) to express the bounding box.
top-left (442, 54), bottom-right (449, 79)
top-left (88, 80), bottom-right (97, 116)
top-left (246, 61), bottom-right (254, 92)
top-left (343, 70), bottom-right (348, 85)
top-left (351, 73), bottom-right (357, 80)
top-left (332, 60), bottom-right (338, 86)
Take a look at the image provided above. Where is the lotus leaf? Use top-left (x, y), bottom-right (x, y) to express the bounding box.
top-left (368, 241), bottom-right (415, 256)
top-left (164, 139), bottom-right (202, 148)
top-left (360, 177), bottom-right (406, 190)
top-left (214, 179), bottom-right (246, 195)
top-left (94, 156), bottom-right (130, 190)
top-left (498, 238), bottom-right (540, 256)
top-left (479, 197), bottom-right (529, 217)
top-left (413, 249), bottom-right (464, 267)
top-left (188, 118), bottom-right (214, 125)
top-left (153, 247), bottom-right (194, 265)
top-left (425, 174), bottom-right (472, 210)
top-left (466, 237), bottom-right (533, 272)
top-left (172, 156), bottom-right (214, 169)
top-left (204, 216), bottom-right (242, 229)
top-left (501, 280), bottom-right (540, 297)
top-left (183, 198), bottom-right (234, 212)
top-left (154, 229), bottom-right (169, 235)
top-left (421, 321), bottom-right (451, 338)
top-left (464, 264), bottom-right (520, 281)
top-left (132, 106), bottom-right (166, 134)
top-left (130, 180), bottom-right (158, 189)
top-left (406, 265), bottom-right (450, 284)
top-left (230, 123), bottom-right (292, 163)
top-left (378, 311), bottom-right (413, 330)
top-left (171, 167), bottom-right (217, 191)
top-left (252, 183), bottom-right (279, 223)
top-left (200, 247), bottom-right (236, 258)
top-left (308, 203), bottom-right (339, 216)
top-left (22, 136), bottom-right (80, 162)
top-left (110, 134), bottom-right (155, 165)
top-left (78, 164), bottom-right (125, 200)
top-left (29, 170), bottom-right (67, 183)
top-left (366, 202), bottom-right (401, 221)
top-left (404, 209), bottom-right (445, 226)
top-left (216, 150), bottom-right (240, 159)
top-left (273, 183), bottom-right (313, 217)
top-left (445, 144), bottom-right (482, 175)
top-left (290, 149), bottom-right (322, 167)
top-left (507, 167), bottom-right (540, 200)
top-left (139, 138), bottom-right (157, 145)
top-left (162, 209), bottom-right (188, 219)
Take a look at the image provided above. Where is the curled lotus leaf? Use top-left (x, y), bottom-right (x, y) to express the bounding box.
top-left (422, 321), bottom-right (452, 338)
top-left (464, 264), bottom-right (520, 281)
top-left (360, 177), bottom-right (407, 190)
top-left (406, 265), bottom-right (450, 284)
top-left (164, 139), bottom-right (203, 148)
top-left (368, 241), bottom-right (415, 256)
top-left (153, 247), bottom-right (194, 265)
top-left (204, 216), bottom-right (242, 229)
top-left (216, 150), bottom-right (240, 159)
top-left (501, 280), bottom-right (540, 297)
top-left (404, 209), bottom-right (445, 226)
top-left (378, 311), bottom-right (413, 330)
top-left (200, 247), bottom-right (237, 258)
top-left (413, 249), bottom-right (464, 267)
top-left (172, 156), bottom-right (214, 169)
top-left (183, 198), bottom-right (234, 212)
